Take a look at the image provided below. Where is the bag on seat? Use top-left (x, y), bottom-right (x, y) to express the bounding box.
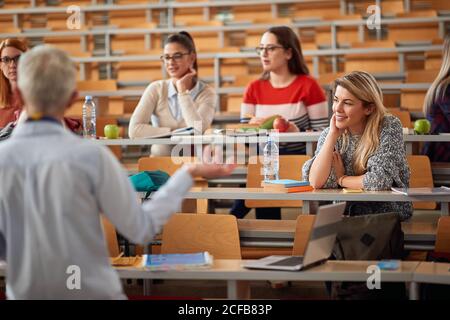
top-left (129, 170), bottom-right (170, 199)
top-left (330, 212), bottom-right (406, 300)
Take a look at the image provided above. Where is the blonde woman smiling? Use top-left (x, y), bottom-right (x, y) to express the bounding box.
top-left (302, 71), bottom-right (413, 221)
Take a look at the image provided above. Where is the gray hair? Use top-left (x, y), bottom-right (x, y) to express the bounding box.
top-left (17, 45), bottom-right (76, 114)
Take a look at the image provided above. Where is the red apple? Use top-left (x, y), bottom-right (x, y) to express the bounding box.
top-left (273, 117), bottom-right (289, 132)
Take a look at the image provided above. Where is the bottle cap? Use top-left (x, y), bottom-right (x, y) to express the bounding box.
top-left (85, 95), bottom-right (93, 101)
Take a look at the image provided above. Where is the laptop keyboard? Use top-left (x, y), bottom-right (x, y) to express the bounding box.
top-left (268, 256), bottom-right (304, 267)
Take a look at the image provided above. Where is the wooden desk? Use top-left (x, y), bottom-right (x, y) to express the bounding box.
top-left (413, 262), bottom-right (450, 285)
top-left (97, 133), bottom-right (450, 157)
top-left (115, 259), bottom-right (420, 300)
top-left (181, 188), bottom-right (450, 216)
top-left (0, 260), bottom-right (437, 300)
top-left (411, 262), bottom-right (450, 299)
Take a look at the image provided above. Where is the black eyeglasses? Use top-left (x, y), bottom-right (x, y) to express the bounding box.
top-left (0, 55), bottom-right (21, 65)
top-left (255, 45), bottom-right (284, 55)
top-left (160, 52), bottom-right (190, 62)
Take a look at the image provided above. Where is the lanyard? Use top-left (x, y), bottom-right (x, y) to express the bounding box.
top-left (26, 114), bottom-right (62, 126)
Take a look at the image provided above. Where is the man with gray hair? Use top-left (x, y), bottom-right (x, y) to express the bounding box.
top-left (0, 45), bottom-right (235, 299)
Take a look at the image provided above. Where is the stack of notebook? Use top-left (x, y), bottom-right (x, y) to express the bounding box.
top-left (261, 179), bottom-right (313, 193)
top-left (143, 252), bottom-right (213, 271)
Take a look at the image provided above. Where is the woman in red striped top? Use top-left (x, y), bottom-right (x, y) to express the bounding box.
top-left (241, 26), bottom-right (329, 154)
top-left (231, 26), bottom-right (329, 220)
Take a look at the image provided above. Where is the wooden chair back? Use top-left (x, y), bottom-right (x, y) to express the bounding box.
top-left (138, 157), bottom-right (207, 213)
top-left (76, 80), bottom-right (117, 91)
top-left (100, 215), bottom-right (120, 258)
top-left (388, 109), bottom-right (412, 128)
top-left (291, 215), bottom-right (316, 256)
top-left (161, 214), bottom-right (241, 259)
top-left (138, 156), bottom-right (193, 175)
top-left (435, 216), bottom-right (450, 254)
top-left (407, 155), bottom-right (436, 210)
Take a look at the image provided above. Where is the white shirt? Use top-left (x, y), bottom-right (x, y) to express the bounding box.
top-left (167, 80), bottom-right (203, 121)
top-left (0, 120), bottom-right (193, 299)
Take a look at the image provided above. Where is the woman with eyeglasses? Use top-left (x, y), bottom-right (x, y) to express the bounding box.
top-left (230, 26), bottom-right (328, 220)
top-left (0, 38), bottom-right (27, 128)
top-left (128, 31), bottom-right (216, 156)
top-left (0, 39), bottom-right (82, 138)
top-left (241, 26), bottom-right (328, 154)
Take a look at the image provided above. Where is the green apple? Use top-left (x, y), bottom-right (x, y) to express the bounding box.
top-left (104, 124), bottom-right (119, 139)
top-left (414, 119), bottom-right (431, 135)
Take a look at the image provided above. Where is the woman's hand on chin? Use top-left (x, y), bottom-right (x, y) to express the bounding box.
top-left (329, 113), bottom-right (345, 138)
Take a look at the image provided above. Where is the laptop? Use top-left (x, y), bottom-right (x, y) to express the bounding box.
top-left (242, 202), bottom-right (345, 271)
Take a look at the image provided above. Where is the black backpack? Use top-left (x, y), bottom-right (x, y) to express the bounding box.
top-left (330, 212), bottom-right (406, 300)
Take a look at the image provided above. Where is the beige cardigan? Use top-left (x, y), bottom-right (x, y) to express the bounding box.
top-left (128, 79), bottom-right (216, 156)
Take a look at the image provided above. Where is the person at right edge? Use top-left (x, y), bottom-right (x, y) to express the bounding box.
top-left (422, 33), bottom-right (450, 162)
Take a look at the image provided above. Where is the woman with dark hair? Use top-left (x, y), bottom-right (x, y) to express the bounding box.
top-left (241, 26), bottom-right (329, 154)
top-left (231, 26), bottom-right (328, 220)
top-left (0, 38), bottom-right (27, 128)
top-left (128, 31), bottom-right (216, 156)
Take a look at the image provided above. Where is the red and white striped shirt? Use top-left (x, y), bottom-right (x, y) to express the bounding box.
top-left (241, 75), bottom-right (329, 130)
top-left (240, 75), bottom-right (329, 154)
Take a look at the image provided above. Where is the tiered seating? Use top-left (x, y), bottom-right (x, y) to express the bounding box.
top-left (388, 10), bottom-right (440, 43)
top-left (1, 0), bottom-right (447, 124)
top-left (315, 14), bottom-right (362, 48)
top-left (344, 41), bottom-right (399, 73)
top-left (401, 69), bottom-right (439, 112)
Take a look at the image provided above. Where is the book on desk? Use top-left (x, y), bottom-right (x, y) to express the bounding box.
top-left (391, 186), bottom-right (450, 196)
top-left (141, 127), bottom-right (195, 139)
top-left (143, 252), bottom-right (213, 271)
top-left (262, 179), bottom-right (313, 193)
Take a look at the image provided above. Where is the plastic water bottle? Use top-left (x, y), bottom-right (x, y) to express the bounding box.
top-left (82, 95), bottom-right (96, 138)
top-left (263, 134), bottom-right (279, 181)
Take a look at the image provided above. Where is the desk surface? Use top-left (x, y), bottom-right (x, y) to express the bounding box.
top-left (183, 187), bottom-right (450, 202)
top-left (413, 262), bottom-right (450, 285)
top-left (96, 133), bottom-right (450, 146)
top-left (115, 259), bottom-right (420, 282)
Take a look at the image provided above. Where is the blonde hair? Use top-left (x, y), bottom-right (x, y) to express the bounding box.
top-left (333, 71), bottom-right (387, 175)
top-left (424, 34), bottom-right (450, 115)
top-left (0, 38), bottom-right (28, 108)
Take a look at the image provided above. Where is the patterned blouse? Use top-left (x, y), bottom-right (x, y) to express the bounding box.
top-left (302, 115), bottom-right (413, 221)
